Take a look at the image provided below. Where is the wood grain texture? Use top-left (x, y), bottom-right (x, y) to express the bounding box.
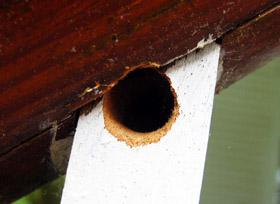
top-left (0, 0), bottom-right (279, 156)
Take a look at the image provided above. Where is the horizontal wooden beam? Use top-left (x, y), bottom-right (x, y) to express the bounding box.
top-left (0, 1), bottom-right (280, 203)
top-left (0, 0), bottom-right (279, 155)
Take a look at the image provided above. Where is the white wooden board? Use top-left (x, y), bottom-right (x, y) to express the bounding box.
top-left (61, 43), bottom-right (220, 204)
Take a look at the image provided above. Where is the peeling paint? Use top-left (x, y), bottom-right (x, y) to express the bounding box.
top-left (162, 34), bottom-right (215, 66)
top-left (196, 34), bottom-right (214, 49)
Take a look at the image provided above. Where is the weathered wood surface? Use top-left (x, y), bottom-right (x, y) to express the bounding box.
top-left (0, 0), bottom-right (280, 203)
top-left (217, 4), bottom-right (280, 92)
top-left (0, 0), bottom-right (279, 156)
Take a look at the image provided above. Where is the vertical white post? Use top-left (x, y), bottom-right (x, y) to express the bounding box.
top-left (61, 43), bottom-right (220, 204)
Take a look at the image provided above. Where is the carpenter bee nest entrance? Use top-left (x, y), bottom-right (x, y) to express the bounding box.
top-left (103, 68), bottom-right (179, 147)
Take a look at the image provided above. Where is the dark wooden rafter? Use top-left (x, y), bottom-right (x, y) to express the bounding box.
top-left (0, 0), bottom-right (280, 203)
top-left (0, 112), bottom-right (77, 203)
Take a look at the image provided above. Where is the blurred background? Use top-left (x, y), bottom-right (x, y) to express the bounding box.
top-left (13, 58), bottom-right (280, 204)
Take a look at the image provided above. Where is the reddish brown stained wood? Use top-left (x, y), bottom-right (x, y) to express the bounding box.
top-left (217, 5), bottom-right (280, 91)
top-left (0, 0), bottom-right (279, 155)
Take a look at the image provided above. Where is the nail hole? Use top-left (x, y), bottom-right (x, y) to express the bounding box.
top-left (112, 34), bottom-right (118, 43)
top-left (103, 68), bottom-right (178, 147)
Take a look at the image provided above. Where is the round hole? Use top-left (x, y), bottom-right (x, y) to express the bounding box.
top-left (103, 68), bottom-right (179, 147)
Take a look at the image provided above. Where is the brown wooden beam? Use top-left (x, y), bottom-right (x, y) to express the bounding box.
top-left (0, 0), bottom-right (279, 155)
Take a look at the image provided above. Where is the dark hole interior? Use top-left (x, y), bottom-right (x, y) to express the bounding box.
top-left (107, 68), bottom-right (175, 133)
